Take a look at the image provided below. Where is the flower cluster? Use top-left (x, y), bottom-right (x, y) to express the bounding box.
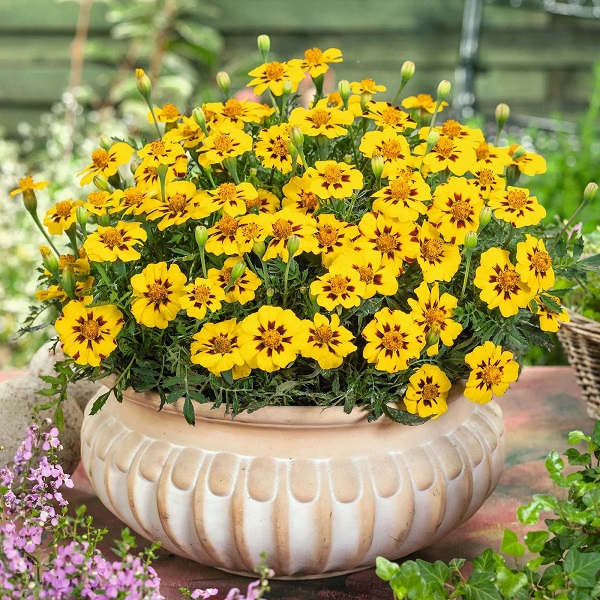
top-left (13, 36), bottom-right (592, 423)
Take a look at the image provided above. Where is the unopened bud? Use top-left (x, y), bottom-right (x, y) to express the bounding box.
top-left (99, 135), bottom-right (112, 151)
top-left (93, 175), bottom-right (110, 191)
top-left (437, 80), bottom-right (451, 101)
top-left (360, 92), bottom-right (373, 112)
top-left (61, 266), bottom-right (76, 299)
top-left (343, 154), bottom-right (353, 165)
top-left (42, 251), bottom-right (59, 276)
top-left (248, 167), bottom-right (258, 178)
top-left (76, 206), bottom-right (89, 227)
top-left (252, 240), bottom-right (266, 259)
top-left (257, 35), bottom-right (271, 62)
top-left (401, 61), bottom-right (415, 83)
top-left (228, 261), bottom-right (246, 287)
top-left (426, 130), bottom-right (440, 151)
top-left (192, 107), bottom-right (207, 131)
top-left (338, 79), bottom-right (351, 103)
top-left (97, 213), bottom-right (110, 227)
top-left (282, 79), bottom-right (293, 96)
top-left (478, 207), bottom-right (492, 231)
top-left (505, 164), bottom-right (520, 186)
top-left (130, 160), bottom-right (140, 175)
top-left (371, 154), bottom-right (384, 179)
top-left (22, 189), bottom-right (37, 213)
top-left (39, 245), bottom-right (52, 259)
top-left (266, 287), bottom-right (275, 300)
top-left (135, 68), bottom-right (152, 99)
top-left (286, 234), bottom-right (301, 259)
top-left (510, 145), bottom-right (526, 161)
top-left (195, 225), bottom-right (208, 248)
top-left (216, 71), bottom-right (231, 96)
top-left (464, 231), bottom-right (478, 250)
top-left (583, 182), bottom-right (598, 204)
top-left (425, 328), bottom-right (440, 349)
top-left (287, 140), bottom-right (299, 159)
top-left (289, 125), bottom-right (304, 152)
top-left (495, 103), bottom-right (510, 129)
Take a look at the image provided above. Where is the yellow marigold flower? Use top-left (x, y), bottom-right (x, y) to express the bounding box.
top-left (306, 160), bottom-right (363, 200)
top-left (288, 99), bottom-right (354, 139)
top-left (313, 214), bottom-right (358, 267)
top-left (429, 177), bottom-right (484, 245)
top-left (198, 124), bottom-right (253, 167)
top-left (532, 295), bottom-right (570, 332)
top-left (149, 103), bottom-right (182, 124)
top-left (247, 60), bottom-right (305, 96)
top-left (255, 124), bottom-right (299, 173)
top-left (417, 222), bottom-right (462, 283)
top-left (371, 171), bottom-right (430, 222)
top-left (421, 120), bottom-right (484, 147)
top-left (262, 208), bottom-right (319, 262)
top-left (138, 138), bottom-right (186, 168)
top-left (145, 181), bottom-right (204, 230)
top-left (415, 135), bottom-right (477, 176)
top-left (488, 186), bottom-right (546, 227)
top-left (206, 212), bottom-right (243, 256)
top-left (245, 188), bottom-right (280, 214)
top-left (83, 221), bottom-right (147, 263)
top-left (55, 302), bottom-right (124, 367)
top-left (469, 167), bottom-right (506, 200)
top-left (364, 101), bottom-right (415, 132)
top-left (299, 313), bottom-right (357, 370)
top-left (288, 47), bottom-right (343, 78)
top-left (508, 143), bottom-right (547, 176)
top-left (235, 213), bottom-right (268, 253)
top-left (408, 281), bottom-right (463, 357)
top-left (464, 341), bottom-right (519, 404)
top-left (84, 191), bottom-right (111, 216)
top-left (198, 182), bottom-right (259, 218)
top-left (78, 142), bottom-right (134, 186)
top-left (404, 364), bottom-right (452, 419)
top-left (163, 115), bottom-right (206, 149)
top-left (108, 186), bottom-right (156, 216)
top-left (134, 161), bottom-right (179, 190)
top-left (43, 199), bottom-right (84, 235)
top-left (330, 249), bottom-right (398, 299)
top-left (130, 262), bottom-right (187, 329)
top-left (310, 269), bottom-right (366, 311)
top-left (181, 277), bottom-right (226, 320)
top-left (190, 318), bottom-right (246, 376)
top-left (58, 252), bottom-right (90, 276)
top-left (208, 257), bottom-right (262, 305)
top-left (358, 211), bottom-right (420, 277)
top-left (362, 307), bottom-right (425, 373)
top-left (359, 129), bottom-right (413, 178)
top-left (36, 277), bottom-right (94, 304)
top-left (474, 247), bottom-right (535, 317)
top-left (401, 93), bottom-right (447, 114)
top-left (203, 98), bottom-right (268, 129)
top-left (282, 175), bottom-right (321, 215)
top-left (515, 234), bottom-right (555, 293)
top-left (350, 78), bottom-right (386, 95)
top-left (473, 141), bottom-right (512, 174)
top-left (238, 305), bottom-right (304, 372)
top-left (10, 176), bottom-right (50, 198)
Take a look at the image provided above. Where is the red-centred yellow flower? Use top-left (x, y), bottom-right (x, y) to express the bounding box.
top-left (299, 313), bottom-right (357, 370)
top-left (464, 341), bottom-right (519, 404)
top-left (55, 301), bottom-right (123, 367)
top-left (488, 186), bottom-right (546, 227)
top-left (83, 221), bottom-right (147, 263)
top-left (245, 188), bottom-right (280, 214)
top-left (57, 252), bottom-right (90, 276)
top-left (247, 60), bottom-right (305, 96)
top-left (262, 208), bottom-right (318, 262)
top-left (350, 78), bottom-right (386, 95)
top-left (474, 247), bottom-right (535, 317)
top-left (130, 262), bottom-right (187, 329)
top-left (358, 211), bottom-right (420, 276)
top-left (288, 99), bottom-right (354, 139)
top-left (282, 175), bottom-right (321, 215)
top-left (10, 176), bottom-right (49, 198)
top-left (314, 214), bottom-right (358, 267)
top-left (310, 268), bottom-right (366, 311)
top-left (255, 124), bottom-right (298, 173)
top-left (401, 94), bottom-right (447, 114)
top-left (362, 308), bottom-right (425, 373)
top-left (363, 101), bottom-right (415, 132)
top-left (198, 124), bottom-right (253, 167)
top-left (404, 364), bottom-right (452, 419)
top-left (203, 98), bottom-right (269, 129)
top-left (181, 277), bottom-right (225, 320)
top-left (238, 305), bottom-right (304, 372)
top-left (208, 257), bottom-right (262, 305)
top-left (469, 167), bottom-right (506, 200)
top-left (516, 234), bottom-right (555, 293)
top-left (84, 191), bottom-right (111, 216)
top-left (235, 213), bottom-right (269, 254)
top-left (288, 47), bottom-right (343, 77)
top-left (473, 141), bottom-right (512, 174)
top-left (532, 295), bottom-right (570, 332)
top-left (306, 160), bottom-right (363, 200)
top-left (36, 276), bottom-right (94, 304)
top-left (145, 181), bottom-right (204, 230)
top-left (44, 199), bottom-right (84, 235)
top-left (408, 281), bottom-right (463, 356)
top-left (359, 129), bottom-right (413, 178)
top-left (417, 222), bottom-right (462, 283)
top-left (197, 182), bottom-right (258, 218)
top-left (134, 161), bottom-right (180, 190)
top-left (206, 213), bottom-right (242, 256)
top-left (149, 103), bottom-right (182, 124)
top-left (109, 186), bottom-right (155, 216)
top-left (428, 177), bottom-right (484, 244)
top-left (508, 144), bottom-right (547, 176)
top-left (330, 249), bottom-right (398, 299)
top-left (371, 171), bottom-right (430, 222)
top-left (137, 138), bottom-right (186, 168)
top-left (190, 319), bottom-right (246, 376)
top-left (421, 120), bottom-right (484, 147)
top-left (416, 135), bottom-right (477, 176)
top-left (78, 142), bottom-right (134, 186)
top-left (163, 115), bottom-right (206, 149)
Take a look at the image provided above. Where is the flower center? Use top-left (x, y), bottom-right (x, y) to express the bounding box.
top-left (421, 239), bottom-right (443, 261)
top-left (147, 283), bottom-right (168, 303)
top-left (478, 169), bottom-right (496, 186)
top-left (92, 149), bottom-right (109, 168)
top-left (213, 334), bottom-right (232, 354)
top-left (81, 319), bottom-right (100, 340)
top-left (162, 103), bottom-right (179, 119)
top-left (240, 223), bottom-right (260, 240)
top-left (218, 183), bottom-right (237, 201)
top-left (314, 324), bottom-right (333, 344)
top-left (87, 191), bottom-right (108, 207)
top-left (300, 190), bottom-right (318, 210)
top-left (482, 364), bottom-right (502, 386)
top-left (193, 285), bottom-right (211, 303)
top-left (433, 137), bottom-right (454, 158)
top-left (213, 134), bottom-right (233, 153)
top-left (19, 176), bottom-right (34, 190)
top-left (217, 214), bottom-right (239, 236)
top-left (357, 265), bottom-right (374, 283)
top-left (450, 199), bottom-right (472, 221)
top-left (100, 227), bottom-right (123, 248)
top-left (329, 274), bottom-right (349, 295)
top-left (507, 190), bottom-right (528, 209)
top-left (55, 201), bottom-right (73, 218)
top-left (265, 61), bottom-right (285, 81)
top-left (323, 164), bottom-right (342, 184)
top-left (316, 224), bottom-right (339, 247)
top-left (123, 188), bottom-right (143, 206)
top-left (261, 329), bottom-right (282, 349)
top-left (168, 193), bottom-right (187, 213)
top-left (361, 78), bottom-right (376, 92)
top-left (151, 140), bottom-right (166, 156)
top-left (221, 267), bottom-right (232, 282)
top-left (381, 139), bottom-right (402, 160)
top-left (424, 307), bottom-right (445, 329)
top-left (422, 383), bottom-right (439, 402)
top-left (389, 179), bottom-right (411, 200)
top-left (381, 107), bottom-right (402, 126)
top-left (311, 109), bottom-right (331, 127)
top-left (497, 268), bottom-right (520, 291)
top-left (245, 196), bottom-right (261, 210)
top-left (224, 99), bottom-right (243, 117)
top-left (272, 218), bottom-right (292, 239)
top-left (376, 232), bottom-right (398, 253)
top-left (304, 47), bottom-right (323, 64)
top-left (475, 142), bottom-right (490, 160)
top-left (441, 120), bottom-right (462, 137)
top-left (532, 249), bottom-right (552, 272)
top-left (382, 331), bottom-right (404, 351)
top-left (272, 138), bottom-right (289, 156)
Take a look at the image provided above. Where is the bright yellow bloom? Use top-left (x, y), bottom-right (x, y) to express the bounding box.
top-left (43, 199), bottom-right (84, 235)
top-left (149, 103), bottom-right (182, 123)
top-left (361, 308), bottom-right (425, 373)
top-left (415, 135), bottom-right (477, 176)
top-left (254, 124), bottom-right (298, 173)
top-left (55, 302), bottom-right (124, 367)
top-left (10, 176), bottom-right (49, 198)
top-left (473, 142), bottom-right (512, 174)
top-left (508, 144), bottom-right (547, 176)
top-left (299, 313), bottom-right (357, 369)
top-left (78, 142), bottom-right (134, 185)
top-left (313, 214), bottom-right (358, 267)
top-left (247, 60), bottom-right (305, 96)
top-left (109, 186), bottom-right (156, 216)
top-left (36, 277), bottom-right (94, 304)
top-left (235, 213), bottom-right (269, 253)
top-left (244, 188), bottom-right (280, 214)
top-left (130, 262), bottom-right (187, 329)
top-left (359, 129), bottom-right (413, 178)
top-left (310, 269), bottom-right (366, 311)
top-left (134, 161), bottom-right (181, 190)
top-left (84, 191), bottom-right (111, 216)
top-left (350, 78), bottom-right (386, 95)
top-left (163, 116), bottom-right (206, 149)
top-left (282, 175), bottom-right (321, 215)
top-left (401, 94), bottom-right (447, 114)
top-left (181, 277), bottom-right (225, 320)
top-left (371, 170), bottom-right (430, 222)
top-left (262, 208), bottom-right (318, 262)
top-left (421, 120), bottom-right (484, 147)
top-left (238, 305), bottom-right (304, 372)
top-left (428, 177), bottom-right (484, 244)
top-left (138, 138), bottom-right (186, 167)
top-left (516, 234), bottom-right (555, 293)
top-left (364, 102), bottom-right (415, 132)
top-left (206, 213), bottom-right (243, 256)
top-left (83, 221), bottom-right (147, 263)
top-left (488, 186), bottom-right (546, 227)
top-left (408, 281), bottom-right (463, 356)
top-left (145, 181), bottom-right (204, 230)
top-left (289, 99), bottom-right (354, 139)
top-left (57, 252), bottom-right (90, 276)
top-left (464, 341), bottom-right (519, 404)
top-left (190, 319), bottom-right (246, 376)
top-left (474, 247), bottom-right (535, 317)
top-left (417, 222), bottom-right (462, 283)
top-left (404, 364), bottom-right (452, 419)
top-left (532, 295), bottom-right (570, 332)
top-left (202, 98), bottom-right (268, 129)
top-left (306, 160), bottom-right (364, 200)
top-left (469, 167), bottom-right (506, 199)
top-left (198, 124), bottom-right (253, 167)
top-left (208, 257), bottom-right (262, 305)
top-left (288, 47), bottom-right (343, 77)
top-left (197, 182), bottom-right (259, 217)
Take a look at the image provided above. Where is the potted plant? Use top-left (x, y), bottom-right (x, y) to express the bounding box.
top-left (11, 36), bottom-right (595, 578)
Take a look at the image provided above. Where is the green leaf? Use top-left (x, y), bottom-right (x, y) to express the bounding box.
top-left (524, 530), bottom-right (550, 553)
top-left (568, 430), bottom-right (590, 445)
top-left (567, 591), bottom-right (593, 600)
top-left (546, 451), bottom-right (568, 487)
top-left (563, 548), bottom-right (600, 588)
top-left (496, 566), bottom-right (528, 598)
top-left (564, 448), bottom-right (592, 467)
top-left (54, 403), bottom-right (65, 432)
top-left (89, 391), bottom-right (110, 415)
top-left (183, 396), bottom-right (195, 426)
top-left (449, 558), bottom-right (467, 572)
top-left (382, 402), bottom-right (429, 425)
top-left (375, 556), bottom-right (399, 582)
top-left (580, 253), bottom-right (600, 268)
top-left (501, 530), bottom-right (525, 558)
top-left (592, 421), bottom-right (600, 448)
top-left (415, 559), bottom-right (451, 587)
top-left (464, 571), bottom-right (501, 600)
top-left (473, 548), bottom-right (501, 571)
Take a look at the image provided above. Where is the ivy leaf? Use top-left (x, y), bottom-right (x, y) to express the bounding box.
top-left (524, 530), bottom-right (549, 553)
top-left (464, 571), bottom-right (501, 600)
top-left (564, 448), bottom-right (592, 467)
top-left (518, 494), bottom-right (559, 525)
top-left (473, 548), bottom-right (501, 571)
top-left (592, 421), bottom-right (600, 448)
top-left (501, 530), bottom-right (525, 558)
top-left (415, 559), bottom-right (451, 587)
top-left (495, 566), bottom-right (527, 598)
top-left (375, 556), bottom-right (399, 582)
top-left (563, 548), bottom-right (600, 588)
top-left (568, 430), bottom-right (589, 445)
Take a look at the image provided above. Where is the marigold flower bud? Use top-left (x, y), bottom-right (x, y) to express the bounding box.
top-left (338, 79), bottom-right (351, 103)
top-left (478, 207), bottom-right (492, 231)
top-left (42, 251), bottom-right (59, 275)
top-left (266, 287), bottom-right (275, 300)
top-left (465, 231), bottom-right (478, 250)
top-left (192, 107), bottom-right (207, 129)
top-left (289, 125), bottom-right (304, 152)
top-left (130, 160), bottom-right (140, 175)
top-left (583, 182), bottom-right (598, 204)
top-left (93, 175), bottom-right (110, 191)
top-left (426, 130), bottom-right (440, 150)
top-left (216, 71), bottom-right (231, 96)
top-left (249, 168), bottom-right (258, 178)
top-left (286, 235), bottom-right (301, 259)
top-left (425, 328), bottom-right (440, 349)
top-left (282, 79), bottom-right (293, 96)
top-left (360, 92), bottom-right (373, 112)
top-left (401, 61), bottom-right (415, 83)
top-left (505, 164), bottom-right (520, 186)
top-left (371, 154), bottom-right (384, 179)
top-left (343, 154), bottom-right (353, 165)
top-left (495, 103), bottom-right (510, 129)
top-left (228, 261), bottom-right (247, 286)
top-left (510, 145), bottom-right (526, 160)
top-left (437, 80), bottom-right (451, 101)
top-left (287, 140), bottom-right (299, 159)
top-left (61, 266), bottom-right (76, 299)
top-left (97, 213), bottom-right (110, 227)
top-left (22, 189), bottom-right (37, 213)
top-left (135, 68), bottom-right (152, 99)
top-left (252, 240), bottom-right (266, 259)
top-left (76, 206), bottom-right (88, 227)
top-left (257, 35), bottom-right (271, 61)
top-left (195, 225), bottom-right (208, 248)
top-left (99, 135), bottom-right (112, 151)
top-left (39, 245), bottom-right (51, 259)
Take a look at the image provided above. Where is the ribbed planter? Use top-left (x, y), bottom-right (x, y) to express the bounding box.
top-left (80, 382), bottom-right (505, 579)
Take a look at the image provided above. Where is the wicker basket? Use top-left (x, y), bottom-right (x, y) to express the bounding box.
top-left (557, 310), bottom-right (600, 420)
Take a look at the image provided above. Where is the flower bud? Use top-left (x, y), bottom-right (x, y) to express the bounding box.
top-left (371, 153), bottom-right (384, 179)
top-left (135, 68), bottom-right (152, 99)
top-left (343, 154), bottom-right (353, 165)
top-left (425, 328), bottom-right (440, 349)
top-left (266, 287), bottom-right (275, 301)
top-left (93, 175), bottom-right (110, 191)
top-left (22, 189), bottom-right (37, 213)
top-left (286, 234), bottom-right (301, 259)
top-left (426, 130), bottom-right (440, 150)
top-left (478, 207), bottom-right (492, 231)
top-left (510, 145), bottom-right (526, 160)
top-left (130, 160), bottom-right (140, 175)
top-left (338, 79), bottom-right (351, 103)
top-left (195, 225), bottom-right (208, 248)
top-left (42, 250), bottom-right (59, 276)
top-left (495, 103), bottom-right (510, 129)
top-left (228, 261), bottom-right (246, 286)
top-left (76, 206), bottom-right (89, 227)
top-left (583, 182), bottom-right (598, 204)
top-left (464, 231), bottom-right (478, 250)
top-left (437, 80), bottom-right (451, 101)
top-left (282, 79), bottom-right (293, 96)
top-left (99, 135), bottom-right (112, 151)
top-left (252, 240), bottom-right (266, 259)
top-left (505, 164), bottom-right (520, 186)
top-left (39, 245), bottom-right (51, 259)
top-left (61, 266), bottom-right (76, 299)
top-left (257, 35), bottom-right (271, 61)
top-left (401, 60), bottom-right (415, 83)
top-left (360, 92), bottom-right (373, 112)
top-left (216, 71), bottom-right (231, 96)
top-left (192, 107), bottom-right (207, 130)
top-left (97, 213), bottom-right (110, 227)
top-left (289, 125), bottom-right (304, 152)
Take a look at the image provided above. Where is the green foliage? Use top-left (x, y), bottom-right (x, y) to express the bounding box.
top-left (376, 423), bottom-right (600, 599)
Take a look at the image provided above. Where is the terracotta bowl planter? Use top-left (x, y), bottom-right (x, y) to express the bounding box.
top-left (80, 382), bottom-right (505, 579)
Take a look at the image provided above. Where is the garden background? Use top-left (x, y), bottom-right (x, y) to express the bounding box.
top-left (1, 0), bottom-right (599, 367)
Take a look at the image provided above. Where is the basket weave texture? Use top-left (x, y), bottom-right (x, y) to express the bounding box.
top-left (557, 310), bottom-right (600, 420)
